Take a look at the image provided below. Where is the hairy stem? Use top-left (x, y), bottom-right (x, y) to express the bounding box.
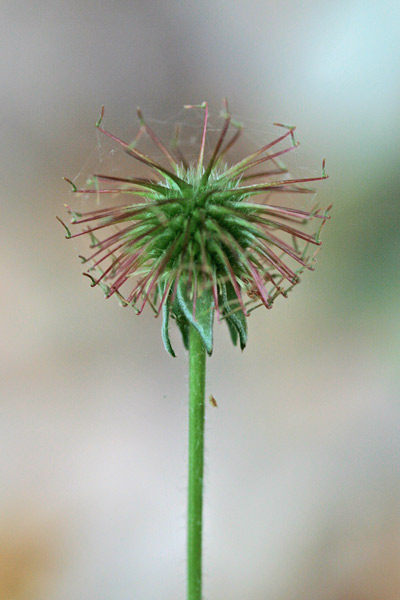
top-left (187, 325), bottom-right (206, 600)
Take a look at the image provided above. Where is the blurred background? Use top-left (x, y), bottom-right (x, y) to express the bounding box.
top-left (1, 0), bottom-right (399, 598)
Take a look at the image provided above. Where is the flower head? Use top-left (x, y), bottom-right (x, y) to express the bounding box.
top-left (59, 100), bottom-right (330, 356)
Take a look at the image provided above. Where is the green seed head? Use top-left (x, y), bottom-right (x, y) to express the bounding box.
top-left (60, 101), bottom-right (330, 356)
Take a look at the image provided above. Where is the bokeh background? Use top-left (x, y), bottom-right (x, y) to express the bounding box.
top-left (1, 1), bottom-right (400, 598)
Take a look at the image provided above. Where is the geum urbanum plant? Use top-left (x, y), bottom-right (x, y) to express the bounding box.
top-left (59, 100), bottom-right (330, 600)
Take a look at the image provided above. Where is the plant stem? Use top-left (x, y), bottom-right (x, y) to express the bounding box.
top-left (187, 325), bottom-right (206, 600)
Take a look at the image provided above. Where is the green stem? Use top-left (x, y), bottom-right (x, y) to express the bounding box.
top-left (188, 325), bottom-right (206, 600)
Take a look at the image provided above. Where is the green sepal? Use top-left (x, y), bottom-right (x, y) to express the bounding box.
top-left (225, 317), bottom-right (239, 346)
top-left (176, 280), bottom-right (214, 355)
top-left (221, 282), bottom-right (248, 350)
top-left (161, 291), bottom-right (176, 358)
top-left (172, 294), bottom-right (190, 351)
top-left (160, 283), bottom-right (192, 357)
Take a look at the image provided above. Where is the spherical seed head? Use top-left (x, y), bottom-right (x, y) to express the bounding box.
top-left (60, 101), bottom-right (330, 356)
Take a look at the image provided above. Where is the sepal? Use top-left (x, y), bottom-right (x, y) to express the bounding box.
top-left (161, 290), bottom-right (176, 357)
top-left (176, 280), bottom-right (214, 355)
top-left (172, 294), bottom-right (190, 352)
top-left (221, 282), bottom-right (248, 350)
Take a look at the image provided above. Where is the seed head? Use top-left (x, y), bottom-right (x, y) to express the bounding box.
top-left (59, 100), bottom-right (330, 356)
